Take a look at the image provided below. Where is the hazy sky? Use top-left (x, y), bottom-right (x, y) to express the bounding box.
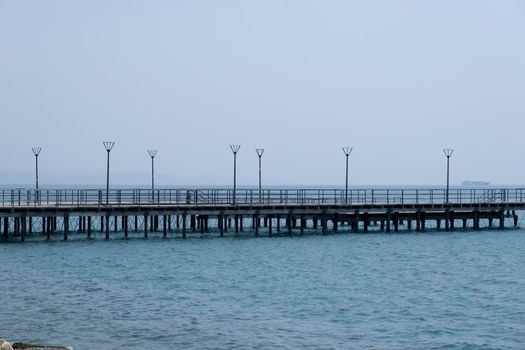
top-left (1, 0), bottom-right (525, 186)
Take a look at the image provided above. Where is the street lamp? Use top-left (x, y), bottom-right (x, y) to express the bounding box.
top-left (103, 141), bottom-right (115, 205)
top-left (148, 150), bottom-right (157, 190)
top-left (342, 147), bottom-right (353, 204)
top-left (148, 149), bottom-right (157, 204)
top-left (31, 147), bottom-right (42, 190)
top-left (255, 148), bottom-right (264, 203)
top-left (230, 145), bottom-right (241, 204)
top-left (443, 148), bottom-right (454, 203)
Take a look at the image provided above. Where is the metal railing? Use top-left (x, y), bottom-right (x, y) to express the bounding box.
top-left (0, 188), bottom-right (523, 207)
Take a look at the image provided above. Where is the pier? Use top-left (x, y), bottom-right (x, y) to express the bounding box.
top-left (0, 188), bottom-right (523, 241)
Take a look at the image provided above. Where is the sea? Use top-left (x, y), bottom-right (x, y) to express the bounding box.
top-left (1, 228), bottom-right (525, 349)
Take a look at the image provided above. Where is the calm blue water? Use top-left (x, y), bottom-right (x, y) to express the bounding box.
top-left (2, 230), bottom-right (525, 349)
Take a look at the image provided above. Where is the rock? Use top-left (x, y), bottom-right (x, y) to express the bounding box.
top-left (0, 339), bottom-right (13, 350)
top-left (11, 343), bottom-right (71, 350)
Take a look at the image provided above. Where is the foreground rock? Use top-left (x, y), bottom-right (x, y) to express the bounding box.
top-left (12, 343), bottom-right (72, 350)
top-left (0, 339), bottom-right (13, 350)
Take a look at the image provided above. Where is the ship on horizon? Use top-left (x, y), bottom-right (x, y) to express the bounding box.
top-left (462, 180), bottom-right (490, 186)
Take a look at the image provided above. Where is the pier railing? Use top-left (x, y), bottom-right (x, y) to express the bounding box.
top-left (0, 188), bottom-right (523, 207)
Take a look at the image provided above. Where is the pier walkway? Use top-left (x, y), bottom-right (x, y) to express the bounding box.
top-left (1, 188), bottom-right (523, 241)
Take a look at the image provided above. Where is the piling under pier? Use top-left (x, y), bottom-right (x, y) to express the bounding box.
top-left (0, 202), bottom-right (522, 241)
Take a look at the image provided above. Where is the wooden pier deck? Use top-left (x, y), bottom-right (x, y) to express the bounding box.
top-left (1, 188), bottom-right (523, 241)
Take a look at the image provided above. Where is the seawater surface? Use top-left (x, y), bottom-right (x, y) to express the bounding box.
top-left (1, 230), bottom-right (525, 349)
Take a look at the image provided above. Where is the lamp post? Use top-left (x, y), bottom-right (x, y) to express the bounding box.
top-left (103, 141), bottom-right (115, 205)
top-left (148, 150), bottom-right (157, 203)
top-left (31, 147), bottom-right (42, 190)
top-left (148, 150), bottom-right (157, 190)
top-left (443, 148), bottom-right (454, 203)
top-left (230, 145), bottom-right (241, 204)
top-left (342, 147), bottom-right (353, 204)
top-left (255, 149), bottom-right (264, 203)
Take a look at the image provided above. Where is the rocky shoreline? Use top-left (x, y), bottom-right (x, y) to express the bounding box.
top-left (0, 339), bottom-right (72, 350)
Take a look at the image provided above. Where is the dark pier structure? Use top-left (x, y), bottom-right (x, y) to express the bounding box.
top-left (1, 188), bottom-right (523, 242)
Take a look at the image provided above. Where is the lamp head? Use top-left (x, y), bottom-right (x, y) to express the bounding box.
top-left (230, 144), bottom-right (241, 154)
top-left (103, 141), bottom-right (115, 152)
top-left (342, 146), bottom-right (353, 156)
top-left (32, 147), bottom-right (42, 156)
top-left (443, 148), bottom-right (454, 157)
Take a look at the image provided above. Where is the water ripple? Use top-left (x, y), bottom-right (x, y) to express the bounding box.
top-left (1, 231), bottom-right (525, 349)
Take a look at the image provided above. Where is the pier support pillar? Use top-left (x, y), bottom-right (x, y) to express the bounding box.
top-left (47, 217), bottom-right (52, 239)
top-left (21, 215), bottom-right (27, 242)
top-left (421, 212), bottom-right (426, 232)
top-left (333, 213), bottom-right (339, 233)
top-left (276, 215), bottom-right (281, 233)
top-left (190, 215), bottom-right (196, 232)
top-left (393, 212), bottom-right (399, 232)
top-left (300, 215), bottom-right (306, 234)
top-left (87, 216), bottom-right (92, 238)
top-left (268, 216), bottom-right (273, 236)
top-left (163, 215), bottom-right (167, 237)
top-left (363, 213), bottom-right (369, 233)
top-left (124, 216), bottom-right (128, 238)
top-left (151, 215), bottom-right (155, 232)
top-left (144, 214), bottom-right (149, 239)
top-left (219, 214), bottom-right (224, 237)
top-left (240, 215), bottom-right (244, 232)
top-left (450, 211), bottom-right (455, 230)
top-left (63, 213), bottom-right (69, 241)
top-left (513, 211), bottom-right (518, 227)
top-left (5, 217), bottom-right (10, 240)
top-left (3, 217), bottom-right (8, 240)
top-left (235, 215), bottom-right (239, 233)
top-left (321, 214), bottom-right (328, 234)
top-left (473, 210), bottom-right (480, 230)
top-left (182, 214), bottom-right (187, 238)
top-left (105, 213), bottom-right (110, 240)
top-left (255, 214), bottom-right (259, 237)
top-left (499, 209), bottom-right (505, 230)
top-left (353, 210), bottom-right (359, 233)
top-left (462, 218), bottom-right (467, 229)
top-left (386, 211), bottom-right (391, 233)
top-left (287, 213), bottom-right (293, 234)
top-left (416, 211), bottom-right (421, 232)
top-left (14, 218), bottom-right (18, 238)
